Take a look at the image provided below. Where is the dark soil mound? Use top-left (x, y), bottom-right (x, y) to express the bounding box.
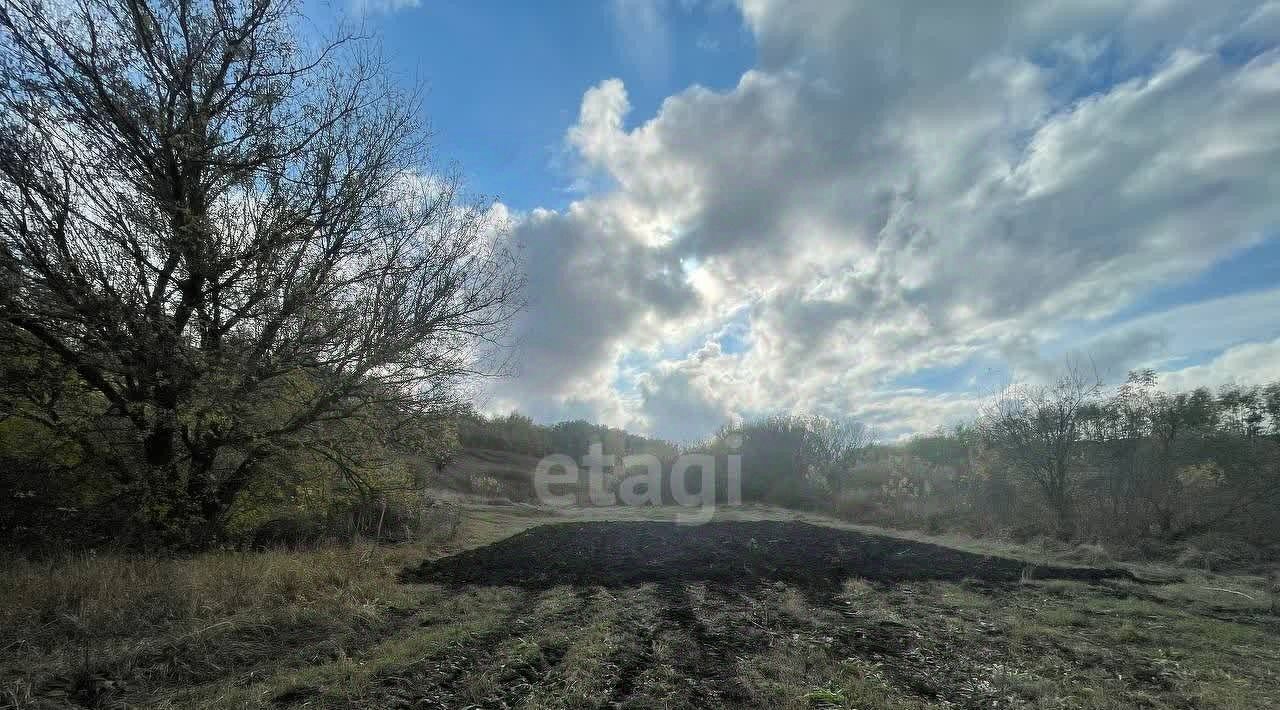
top-left (405, 520), bottom-right (1132, 590)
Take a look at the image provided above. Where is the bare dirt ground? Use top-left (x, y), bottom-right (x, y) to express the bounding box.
top-left (363, 520), bottom-right (1144, 708)
top-left (404, 520), bottom-right (1132, 590)
top-left (8, 507), bottom-right (1280, 709)
top-left (289, 517), bottom-right (1277, 710)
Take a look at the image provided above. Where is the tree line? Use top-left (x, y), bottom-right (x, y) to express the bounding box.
top-left (461, 369), bottom-right (1280, 557)
top-left (454, 410), bottom-right (681, 462)
top-left (974, 367), bottom-right (1280, 545)
top-left (805, 367), bottom-right (1279, 558)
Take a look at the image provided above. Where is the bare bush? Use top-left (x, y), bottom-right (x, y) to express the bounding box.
top-left (978, 360), bottom-right (1102, 539)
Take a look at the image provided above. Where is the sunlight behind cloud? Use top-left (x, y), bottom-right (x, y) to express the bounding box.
top-left (488, 0), bottom-right (1280, 440)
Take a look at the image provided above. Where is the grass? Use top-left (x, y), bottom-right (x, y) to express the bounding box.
top-left (3, 503), bottom-right (1279, 708)
top-left (0, 505), bottom-right (548, 708)
top-left (2, 545), bottom-right (415, 707)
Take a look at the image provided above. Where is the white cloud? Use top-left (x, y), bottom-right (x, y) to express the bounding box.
top-left (1093, 287), bottom-right (1280, 367)
top-left (495, 0), bottom-right (1280, 439)
top-left (1160, 338), bottom-right (1280, 391)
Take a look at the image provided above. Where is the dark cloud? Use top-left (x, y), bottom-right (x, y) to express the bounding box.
top-left (495, 205), bottom-right (699, 415)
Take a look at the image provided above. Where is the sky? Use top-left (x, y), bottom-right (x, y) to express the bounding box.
top-left (328, 0), bottom-right (1280, 442)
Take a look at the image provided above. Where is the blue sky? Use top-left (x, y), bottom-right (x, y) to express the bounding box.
top-left (326, 1), bottom-right (1280, 441)
top-left (1097, 235), bottom-right (1280, 327)
top-left (332, 0), bottom-right (754, 211)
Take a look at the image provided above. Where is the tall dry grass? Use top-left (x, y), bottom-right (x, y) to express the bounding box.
top-left (3, 544), bottom-right (412, 645)
top-left (0, 542), bottom-right (428, 707)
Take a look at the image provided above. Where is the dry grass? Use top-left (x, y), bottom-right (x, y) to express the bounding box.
top-left (3, 503), bottom-right (1279, 709)
top-left (2, 544), bottom-right (406, 641)
top-left (0, 543), bottom-right (419, 708)
top-left (0, 504), bottom-right (557, 708)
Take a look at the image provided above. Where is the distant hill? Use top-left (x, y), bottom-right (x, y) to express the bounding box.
top-left (427, 447), bottom-right (543, 503)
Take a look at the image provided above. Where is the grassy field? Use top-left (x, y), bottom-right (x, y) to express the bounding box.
top-left (3, 504), bottom-right (1279, 709)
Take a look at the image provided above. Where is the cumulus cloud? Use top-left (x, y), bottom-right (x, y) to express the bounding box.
top-left (637, 340), bottom-right (736, 442)
top-left (486, 200), bottom-right (698, 427)
top-left (1160, 337), bottom-right (1280, 391)
top-left (494, 0), bottom-right (1280, 439)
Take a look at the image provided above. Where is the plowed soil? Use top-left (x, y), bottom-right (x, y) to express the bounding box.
top-left (355, 521), bottom-right (1207, 709)
top-left (403, 520), bottom-right (1132, 590)
top-left (247, 517), bottom-right (1280, 709)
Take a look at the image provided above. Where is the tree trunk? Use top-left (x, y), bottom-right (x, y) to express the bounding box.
top-left (1052, 491), bottom-right (1075, 541)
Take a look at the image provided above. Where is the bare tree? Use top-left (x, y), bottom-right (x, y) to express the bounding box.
top-left (0, 0), bottom-right (522, 544)
top-left (819, 418), bottom-right (877, 493)
top-left (978, 359), bottom-right (1102, 539)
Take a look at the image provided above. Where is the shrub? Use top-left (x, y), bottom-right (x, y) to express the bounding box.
top-left (1063, 543), bottom-right (1113, 566)
top-left (1175, 534), bottom-right (1265, 571)
top-left (247, 498), bottom-right (461, 550)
